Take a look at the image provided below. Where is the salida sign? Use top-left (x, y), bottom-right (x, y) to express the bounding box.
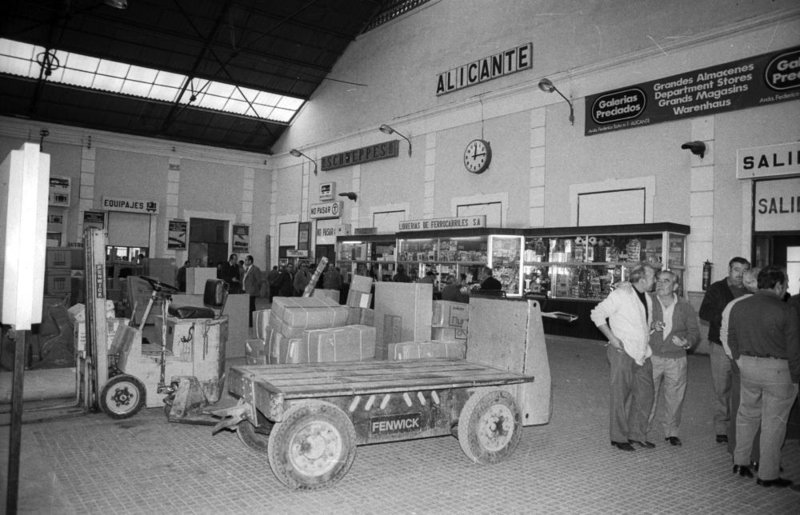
top-left (585, 45), bottom-right (800, 136)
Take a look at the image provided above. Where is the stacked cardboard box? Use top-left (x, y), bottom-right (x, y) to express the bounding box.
top-left (253, 308), bottom-right (270, 340)
top-left (312, 288), bottom-right (341, 303)
top-left (346, 275), bottom-right (373, 308)
top-left (431, 300), bottom-right (468, 342)
top-left (267, 296), bottom-right (350, 364)
top-left (245, 338), bottom-right (267, 365)
top-left (286, 325), bottom-right (376, 363)
top-left (388, 340), bottom-right (466, 360)
top-left (374, 282), bottom-right (433, 359)
top-left (346, 306), bottom-right (374, 326)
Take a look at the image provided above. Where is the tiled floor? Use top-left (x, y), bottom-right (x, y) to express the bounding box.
top-left (2, 336), bottom-right (799, 514)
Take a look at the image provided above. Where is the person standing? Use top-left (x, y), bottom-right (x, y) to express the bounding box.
top-left (699, 256), bottom-right (750, 444)
top-left (218, 253), bottom-right (242, 293)
top-left (241, 255), bottom-right (261, 327)
top-left (393, 265), bottom-right (412, 283)
top-left (441, 274), bottom-right (469, 303)
top-left (648, 270), bottom-right (700, 446)
top-left (323, 263), bottom-right (343, 291)
top-left (728, 265), bottom-right (799, 487)
top-left (590, 263), bottom-right (657, 451)
top-left (478, 266), bottom-right (502, 291)
top-left (293, 261), bottom-right (312, 296)
top-left (273, 263), bottom-right (295, 298)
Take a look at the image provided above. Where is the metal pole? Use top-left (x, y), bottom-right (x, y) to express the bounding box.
top-left (6, 329), bottom-right (26, 514)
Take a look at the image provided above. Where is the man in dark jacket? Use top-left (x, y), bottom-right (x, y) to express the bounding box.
top-left (728, 266), bottom-right (799, 487)
top-left (273, 263), bottom-right (295, 298)
top-left (699, 256), bottom-right (750, 444)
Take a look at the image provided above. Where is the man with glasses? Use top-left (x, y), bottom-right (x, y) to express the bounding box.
top-left (648, 270), bottom-right (700, 446)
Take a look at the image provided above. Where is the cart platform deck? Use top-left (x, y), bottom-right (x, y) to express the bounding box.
top-left (228, 358), bottom-right (533, 402)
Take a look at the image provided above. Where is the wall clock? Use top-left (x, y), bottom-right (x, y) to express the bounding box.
top-left (464, 139), bottom-right (492, 174)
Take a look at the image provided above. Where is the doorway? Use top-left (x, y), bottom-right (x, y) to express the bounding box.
top-left (189, 218), bottom-right (229, 268)
top-left (754, 233), bottom-right (800, 295)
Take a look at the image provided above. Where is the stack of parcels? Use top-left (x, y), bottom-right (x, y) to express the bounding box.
top-left (431, 300), bottom-right (468, 342)
top-left (67, 301), bottom-right (127, 352)
top-left (346, 275), bottom-right (373, 308)
top-left (265, 296), bottom-right (377, 364)
top-left (388, 340), bottom-right (466, 360)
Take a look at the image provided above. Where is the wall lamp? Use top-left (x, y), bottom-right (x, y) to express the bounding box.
top-left (538, 78), bottom-right (574, 125)
top-left (339, 192), bottom-right (358, 202)
top-left (289, 149), bottom-right (317, 175)
top-left (104, 0), bottom-right (129, 9)
top-left (681, 141), bottom-right (706, 159)
top-left (379, 124), bottom-right (412, 156)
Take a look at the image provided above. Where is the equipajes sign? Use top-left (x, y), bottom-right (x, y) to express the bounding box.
top-left (102, 196), bottom-right (159, 214)
top-left (585, 45), bottom-right (800, 136)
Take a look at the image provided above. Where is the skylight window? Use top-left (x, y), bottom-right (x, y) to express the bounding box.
top-left (0, 38), bottom-right (304, 123)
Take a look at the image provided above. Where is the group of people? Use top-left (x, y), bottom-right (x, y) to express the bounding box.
top-left (391, 264), bottom-right (503, 301)
top-left (591, 258), bottom-right (799, 490)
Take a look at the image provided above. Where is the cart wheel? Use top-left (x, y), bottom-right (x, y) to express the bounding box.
top-left (457, 388), bottom-right (522, 464)
top-left (237, 413), bottom-right (274, 454)
top-left (267, 400), bottom-right (357, 490)
top-left (99, 374), bottom-right (146, 419)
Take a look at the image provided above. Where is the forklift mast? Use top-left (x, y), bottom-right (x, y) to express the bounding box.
top-left (83, 227), bottom-right (109, 410)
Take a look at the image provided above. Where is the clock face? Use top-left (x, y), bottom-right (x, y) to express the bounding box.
top-left (464, 139), bottom-right (491, 174)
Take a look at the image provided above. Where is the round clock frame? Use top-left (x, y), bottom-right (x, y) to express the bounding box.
top-left (463, 139), bottom-right (492, 174)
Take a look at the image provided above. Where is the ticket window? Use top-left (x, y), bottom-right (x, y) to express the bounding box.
top-left (107, 212), bottom-right (151, 262)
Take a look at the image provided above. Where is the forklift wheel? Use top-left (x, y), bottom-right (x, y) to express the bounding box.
top-left (457, 388), bottom-right (522, 464)
top-left (237, 416), bottom-right (274, 454)
top-left (99, 374), bottom-right (146, 419)
top-left (267, 400), bottom-right (357, 490)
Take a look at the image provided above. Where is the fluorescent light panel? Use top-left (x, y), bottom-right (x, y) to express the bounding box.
top-left (0, 38), bottom-right (304, 123)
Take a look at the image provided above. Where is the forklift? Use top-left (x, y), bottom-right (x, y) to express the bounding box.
top-left (81, 227), bottom-right (229, 423)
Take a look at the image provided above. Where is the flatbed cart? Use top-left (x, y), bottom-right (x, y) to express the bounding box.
top-left (214, 359), bottom-right (534, 490)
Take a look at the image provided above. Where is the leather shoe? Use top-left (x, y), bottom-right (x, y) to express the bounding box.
top-left (628, 439), bottom-right (656, 449)
top-left (665, 436), bottom-right (682, 446)
top-left (716, 434), bottom-right (728, 443)
top-left (611, 441), bottom-right (635, 451)
top-left (733, 465), bottom-right (753, 478)
top-left (756, 477), bottom-right (792, 488)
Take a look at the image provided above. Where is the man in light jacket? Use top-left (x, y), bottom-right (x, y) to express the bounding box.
top-left (591, 263), bottom-right (656, 452)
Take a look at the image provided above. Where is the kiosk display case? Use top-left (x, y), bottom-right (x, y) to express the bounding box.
top-left (523, 223), bottom-right (689, 339)
top-left (395, 229), bottom-right (525, 297)
top-left (336, 234), bottom-right (396, 283)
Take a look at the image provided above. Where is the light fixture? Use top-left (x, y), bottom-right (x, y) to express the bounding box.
top-left (289, 149), bottom-right (317, 175)
top-left (681, 141), bottom-right (706, 159)
top-left (538, 78), bottom-right (574, 125)
top-left (379, 124), bottom-right (412, 156)
top-left (104, 0), bottom-right (128, 9)
top-left (339, 192), bottom-right (358, 201)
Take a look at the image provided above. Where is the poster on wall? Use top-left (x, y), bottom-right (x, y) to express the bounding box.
top-left (297, 222), bottom-right (311, 251)
top-left (585, 45), bottom-right (800, 136)
top-left (233, 224), bottom-right (250, 252)
top-left (168, 220), bottom-right (187, 249)
top-left (83, 210), bottom-right (105, 229)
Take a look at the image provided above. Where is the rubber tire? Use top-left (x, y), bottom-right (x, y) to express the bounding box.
top-left (237, 413), bottom-right (274, 454)
top-left (267, 400), bottom-right (357, 490)
top-left (457, 388), bottom-right (522, 464)
top-left (99, 374), bottom-right (146, 420)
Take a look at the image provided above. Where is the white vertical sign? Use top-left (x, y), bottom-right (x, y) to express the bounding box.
top-left (0, 143), bottom-right (50, 329)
